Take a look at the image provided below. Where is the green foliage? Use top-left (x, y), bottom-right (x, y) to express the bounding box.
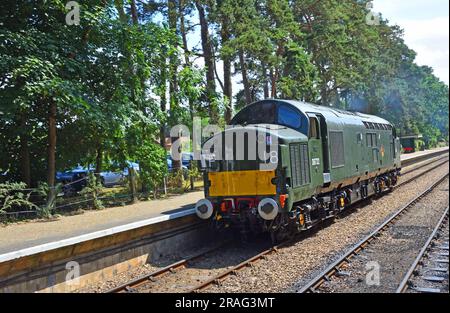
top-left (135, 143), bottom-right (167, 192)
top-left (80, 173), bottom-right (104, 210)
top-left (35, 181), bottom-right (61, 218)
top-left (0, 182), bottom-right (38, 215)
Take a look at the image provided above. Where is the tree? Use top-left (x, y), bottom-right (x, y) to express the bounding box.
top-left (195, 0), bottom-right (219, 123)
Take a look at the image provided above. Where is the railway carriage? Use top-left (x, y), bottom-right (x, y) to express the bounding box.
top-left (195, 99), bottom-right (402, 241)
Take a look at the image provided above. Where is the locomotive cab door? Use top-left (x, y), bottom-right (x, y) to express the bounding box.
top-left (317, 114), bottom-right (330, 176)
top-left (307, 113), bottom-right (326, 189)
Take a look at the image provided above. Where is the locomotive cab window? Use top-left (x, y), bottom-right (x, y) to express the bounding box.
top-left (357, 133), bottom-right (363, 144)
top-left (366, 133), bottom-right (372, 147)
top-left (308, 117), bottom-right (320, 139)
top-left (366, 133), bottom-right (377, 147)
top-left (278, 104), bottom-right (302, 130)
top-left (230, 101), bottom-right (309, 135)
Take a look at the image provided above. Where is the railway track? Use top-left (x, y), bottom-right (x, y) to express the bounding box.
top-left (396, 207), bottom-right (449, 293)
top-left (396, 156), bottom-right (448, 188)
top-left (106, 242), bottom-right (231, 293)
top-left (400, 155), bottom-right (448, 176)
top-left (297, 172), bottom-right (449, 293)
top-left (188, 246), bottom-right (282, 293)
top-left (105, 158), bottom-right (448, 293)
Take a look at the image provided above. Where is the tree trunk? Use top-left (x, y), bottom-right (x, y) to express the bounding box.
top-left (195, 1), bottom-right (217, 122)
top-left (262, 63), bottom-right (269, 99)
top-left (160, 124), bottom-right (166, 148)
top-left (45, 99), bottom-right (57, 212)
top-left (130, 0), bottom-right (139, 25)
top-left (128, 167), bottom-right (137, 203)
top-left (168, 0), bottom-right (183, 187)
top-left (222, 18), bottom-right (232, 123)
top-left (179, 0), bottom-right (189, 65)
top-left (19, 115), bottom-right (31, 186)
top-left (179, 0), bottom-right (194, 121)
top-left (321, 85), bottom-right (328, 106)
top-left (158, 43), bottom-right (168, 147)
top-left (95, 145), bottom-right (103, 176)
top-left (114, 0), bottom-right (128, 23)
top-left (239, 50), bottom-right (252, 105)
top-left (47, 100), bottom-right (57, 187)
top-left (168, 0), bottom-right (178, 114)
top-left (271, 68), bottom-right (277, 98)
top-left (271, 44), bottom-right (284, 98)
top-left (159, 76), bottom-right (167, 148)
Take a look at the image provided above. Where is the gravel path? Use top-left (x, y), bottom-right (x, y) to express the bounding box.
top-left (315, 178), bottom-right (449, 293)
top-left (205, 162), bottom-right (449, 293)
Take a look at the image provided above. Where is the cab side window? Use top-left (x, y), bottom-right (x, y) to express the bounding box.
top-left (366, 133), bottom-right (372, 147)
top-left (308, 117), bottom-right (320, 139)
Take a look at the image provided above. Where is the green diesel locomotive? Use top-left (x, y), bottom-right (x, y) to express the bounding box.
top-left (195, 99), bottom-right (402, 241)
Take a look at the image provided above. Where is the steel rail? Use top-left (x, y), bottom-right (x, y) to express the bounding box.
top-left (106, 242), bottom-right (229, 293)
top-left (188, 246), bottom-right (280, 293)
top-left (400, 148), bottom-right (449, 167)
top-left (396, 158), bottom-right (448, 189)
top-left (297, 172), bottom-right (449, 293)
top-left (396, 206), bottom-right (449, 293)
top-left (400, 155), bottom-right (448, 176)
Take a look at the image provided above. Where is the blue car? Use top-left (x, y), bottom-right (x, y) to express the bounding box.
top-left (100, 162), bottom-right (140, 187)
top-left (56, 165), bottom-right (91, 196)
top-left (56, 162), bottom-right (140, 193)
top-left (167, 153), bottom-right (193, 177)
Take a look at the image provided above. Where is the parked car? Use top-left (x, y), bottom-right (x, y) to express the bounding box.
top-left (56, 162), bottom-right (140, 194)
top-left (56, 165), bottom-right (91, 196)
top-left (167, 153), bottom-right (191, 177)
top-left (100, 162), bottom-right (140, 187)
top-left (181, 152), bottom-right (194, 168)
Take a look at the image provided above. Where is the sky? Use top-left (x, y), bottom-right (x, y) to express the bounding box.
top-left (373, 0), bottom-right (449, 84)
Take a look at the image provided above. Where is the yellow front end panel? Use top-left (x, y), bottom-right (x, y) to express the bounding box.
top-left (208, 170), bottom-right (276, 197)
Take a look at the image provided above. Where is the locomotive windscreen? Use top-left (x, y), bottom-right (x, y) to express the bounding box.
top-left (230, 101), bottom-right (308, 135)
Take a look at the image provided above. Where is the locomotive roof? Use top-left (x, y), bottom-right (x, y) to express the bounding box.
top-left (223, 124), bottom-right (309, 142)
top-left (280, 99), bottom-right (392, 126)
top-left (234, 99), bottom-right (392, 129)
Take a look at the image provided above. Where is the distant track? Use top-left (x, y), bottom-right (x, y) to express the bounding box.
top-left (396, 157), bottom-right (448, 188)
top-left (400, 155), bottom-right (448, 176)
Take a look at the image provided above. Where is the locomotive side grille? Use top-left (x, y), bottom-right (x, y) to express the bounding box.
top-left (330, 131), bottom-right (345, 168)
top-left (290, 143), bottom-right (311, 187)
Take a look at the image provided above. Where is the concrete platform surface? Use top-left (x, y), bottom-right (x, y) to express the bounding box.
top-left (0, 191), bottom-right (203, 255)
top-left (0, 146), bottom-right (447, 257)
top-left (401, 146), bottom-right (448, 162)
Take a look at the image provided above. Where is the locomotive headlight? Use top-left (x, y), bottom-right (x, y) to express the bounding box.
top-left (195, 199), bottom-right (214, 220)
top-left (257, 198), bottom-right (279, 220)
